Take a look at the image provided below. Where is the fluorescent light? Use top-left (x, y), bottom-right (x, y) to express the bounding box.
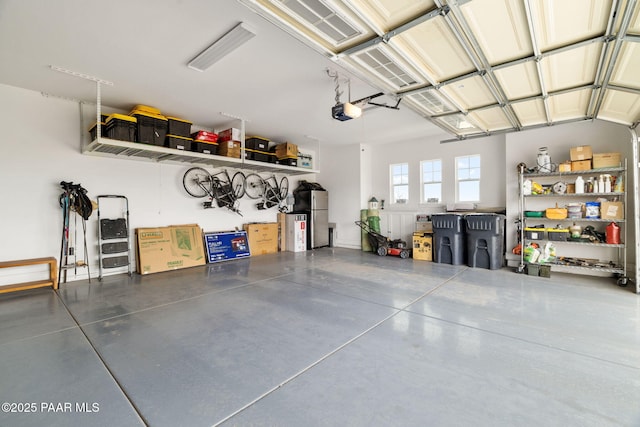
top-left (188, 22), bottom-right (256, 71)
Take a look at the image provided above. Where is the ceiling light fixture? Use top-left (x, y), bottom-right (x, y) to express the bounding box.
top-left (188, 22), bottom-right (256, 72)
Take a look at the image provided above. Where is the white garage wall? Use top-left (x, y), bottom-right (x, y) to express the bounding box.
top-left (0, 84), bottom-right (315, 284)
top-left (364, 133), bottom-right (506, 244)
top-left (316, 143), bottom-right (362, 249)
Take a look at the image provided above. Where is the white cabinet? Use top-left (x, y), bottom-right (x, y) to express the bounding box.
top-left (517, 162), bottom-right (628, 285)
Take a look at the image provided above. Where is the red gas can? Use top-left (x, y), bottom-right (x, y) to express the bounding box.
top-left (606, 222), bottom-right (621, 244)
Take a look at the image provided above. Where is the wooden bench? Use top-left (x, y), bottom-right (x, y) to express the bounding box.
top-left (0, 257), bottom-right (58, 294)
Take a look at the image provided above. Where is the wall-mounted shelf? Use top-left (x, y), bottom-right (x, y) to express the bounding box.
top-left (524, 192), bottom-right (624, 198)
top-left (83, 137), bottom-right (319, 176)
top-left (523, 167), bottom-right (624, 178)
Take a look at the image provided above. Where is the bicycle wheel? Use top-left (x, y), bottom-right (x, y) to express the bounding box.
top-left (231, 171), bottom-right (246, 199)
top-left (244, 173), bottom-right (265, 200)
top-left (278, 176), bottom-right (289, 200)
top-left (183, 167), bottom-right (211, 198)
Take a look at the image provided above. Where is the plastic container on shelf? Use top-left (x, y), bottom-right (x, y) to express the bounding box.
top-left (164, 134), bottom-right (193, 150)
top-left (575, 176), bottom-right (584, 194)
top-left (190, 141), bottom-right (218, 155)
top-left (105, 114), bottom-right (137, 142)
top-left (585, 202), bottom-right (601, 219)
top-left (89, 121), bottom-right (106, 140)
top-left (130, 111), bottom-right (167, 146)
top-left (431, 213), bottom-right (466, 265)
top-left (567, 203), bottom-right (582, 219)
top-left (191, 131), bottom-right (218, 143)
top-left (166, 117), bottom-right (192, 138)
top-left (547, 228), bottom-right (569, 241)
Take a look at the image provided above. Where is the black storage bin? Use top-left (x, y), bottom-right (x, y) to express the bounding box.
top-left (246, 136), bottom-right (269, 151)
top-left (105, 114), bottom-right (137, 142)
top-left (245, 150), bottom-right (270, 162)
top-left (276, 157), bottom-right (297, 167)
top-left (190, 141), bottom-right (218, 155)
top-left (465, 213), bottom-right (505, 270)
top-left (165, 134), bottom-right (192, 150)
top-left (132, 111), bottom-right (167, 146)
top-left (431, 213), bottom-right (466, 265)
top-left (166, 117), bottom-right (192, 137)
top-left (89, 122), bottom-right (105, 140)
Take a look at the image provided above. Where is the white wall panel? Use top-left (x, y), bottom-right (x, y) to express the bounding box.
top-left (395, 17), bottom-right (476, 82)
top-left (495, 62), bottom-right (541, 99)
top-left (461, 0), bottom-right (533, 64)
top-left (345, 0), bottom-right (436, 33)
top-left (440, 75), bottom-right (496, 109)
top-left (548, 89), bottom-right (591, 120)
top-left (469, 107), bottom-right (513, 131)
top-left (512, 99), bottom-right (548, 126)
top-left (541, 44), bottom-right (601, 91)
top-left (610, 42), bottom-right (640, 88)
top-left (529, 0), bottom-right (612, 51)
top-left (598, 89), bottom-right (640, 124)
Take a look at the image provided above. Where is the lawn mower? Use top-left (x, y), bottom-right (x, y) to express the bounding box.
top-left (355, 220), bottom-right (411, 259)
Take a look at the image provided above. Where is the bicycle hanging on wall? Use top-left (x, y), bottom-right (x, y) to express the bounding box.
top-left (243, 173), bottom-right (289, 211)
top-left (182, 167), bottom-right (246, 216)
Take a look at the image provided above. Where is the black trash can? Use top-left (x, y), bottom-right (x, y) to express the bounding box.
top-left (465, 213), bottom-right (505, 270)
top-left (431, 213), bottom-right (466, 265)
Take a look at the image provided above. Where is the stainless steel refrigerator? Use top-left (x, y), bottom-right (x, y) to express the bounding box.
top-left (293, 186), bottom-right (329, 250)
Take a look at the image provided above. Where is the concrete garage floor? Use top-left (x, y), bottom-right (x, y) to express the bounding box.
top-left (1, 248), bottom-right (639, 427)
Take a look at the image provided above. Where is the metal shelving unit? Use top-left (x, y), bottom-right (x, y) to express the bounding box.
top-left (517, 162), bottom-right (628, 285)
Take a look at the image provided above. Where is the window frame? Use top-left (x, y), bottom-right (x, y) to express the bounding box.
top-left (420, 159), bottom-right (442, 204)
top-left (455, 154), bottom-right (481, 202)
top-left (390, 162), bottom-right (409, 205)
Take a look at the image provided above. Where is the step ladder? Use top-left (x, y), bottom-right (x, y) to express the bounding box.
top-left (97, 195), bottom-right (132, 280)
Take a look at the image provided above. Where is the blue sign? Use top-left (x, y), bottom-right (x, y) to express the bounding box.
top-left (203, 231), bottom-right (251, 263)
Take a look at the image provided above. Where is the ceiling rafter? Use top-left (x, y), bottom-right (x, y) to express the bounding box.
top-left (431, 84), bottom-right (597, 120)
top-left (591, 0), bottom-right (637, 120)
top-left (586, 0), bottom-right (623, 119)
top-left (439, 0), bottom-right (522, 131)
top-left (440, 116), bottom-right (593, 143)
top-left (523, 0), bottom-right (551, 125)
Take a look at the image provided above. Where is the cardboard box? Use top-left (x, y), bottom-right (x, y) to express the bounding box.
top-left (600, 201), bottom-right (624, 220)
top-left (203, 231), bottom-right (250, 263)
top-left (571, 159), bottom-right (592, 171)
top-left (412, 233), bottom-right (432, 261)
top-left (136, 224), bottom-right (205, 274)
top-left (277, 212), bottom-right (287, 252)
top-left (570, 145), bottom-right (593, 161)
top-left (218, 127), bottom-right (241, 142)
top-left (218, 140), bottom-right (241, 158)
top-left (415, 221), bottom-right (433, 233)
top-left (592, 152), bottom-right (621, 169)
top-left (243, 223), bottom-right (279, 256)
top-left (558, 161), bottom-right (571, 172)
top-left (274, 142), bottom-right (298, 159)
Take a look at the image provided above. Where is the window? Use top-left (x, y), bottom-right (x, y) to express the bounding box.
top-left (390, 163), bottom-right (409, 204)
top-left (421, 159), bottom-right (442, 203)
top-left (456, 155), bottom-right (480, 202)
